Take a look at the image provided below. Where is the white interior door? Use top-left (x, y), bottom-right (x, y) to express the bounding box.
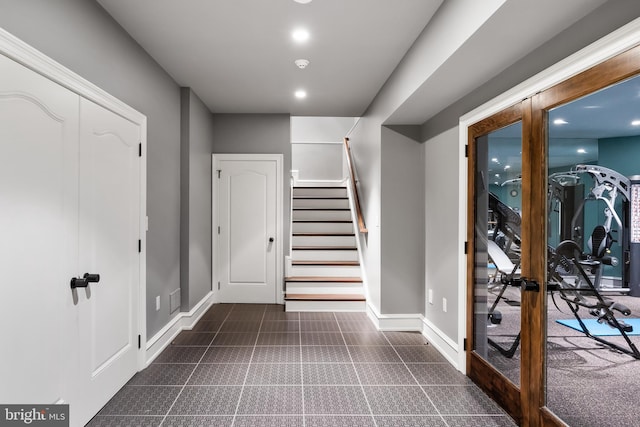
top-left (215, 155), bottom-right (281, 303)
top-left (71, 98), bottom-right (141, 425)
top-left (0, 53), bottom-right (79, 405)
top-left (0, 51), bottom-right (142, 427)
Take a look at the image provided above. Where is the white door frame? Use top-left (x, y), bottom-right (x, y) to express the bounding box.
top-left (212, 153), bottom-right (284, 305)
top-left (0, 28), bottom-right (148, 371)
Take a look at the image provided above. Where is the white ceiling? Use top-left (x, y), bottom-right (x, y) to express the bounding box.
top-left (96, 0), bottom-right (443, 116)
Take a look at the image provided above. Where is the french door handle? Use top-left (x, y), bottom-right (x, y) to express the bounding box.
top-left (70, 273), bottom-right (100, 289)
top-left (521, 278), bottom-right (540, 292)
top-left (268, 237), bottom-right (274, 243)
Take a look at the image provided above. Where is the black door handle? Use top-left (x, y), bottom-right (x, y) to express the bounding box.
top-left (521, 278), bottom-right (540, 292)
top-left (269, 237), bottom-right (274, 243)
top-left (70, 273), bottom-right (100, 289)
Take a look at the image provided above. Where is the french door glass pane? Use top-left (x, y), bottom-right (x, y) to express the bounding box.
top-left (474, 121), bottom-right (523, 386)
top-left (545, 74), bottom-right (640, 425)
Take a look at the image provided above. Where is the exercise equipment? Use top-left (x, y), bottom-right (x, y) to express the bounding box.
top-left (547, 237), bottom-right (640, 359)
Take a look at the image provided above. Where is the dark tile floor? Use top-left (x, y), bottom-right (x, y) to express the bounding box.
top-left (87, 304), bottom-right (515, 427)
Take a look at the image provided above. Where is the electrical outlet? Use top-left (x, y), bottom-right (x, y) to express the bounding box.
top-left (156, 295), bottom-right (160, 311)
top-left (428, 289), bottom-right (433, 305)
top-left (442, 297), bottom-right (447, 313)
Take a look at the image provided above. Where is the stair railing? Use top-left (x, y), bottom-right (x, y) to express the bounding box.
top-left (343, 137), bottom-right (367, 234)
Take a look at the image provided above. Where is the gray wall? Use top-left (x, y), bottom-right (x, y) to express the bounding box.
top-left (380, 127), bottom-right (425, 314)
top-left (0, 0), bottom-right (182, 338)
top-left (291, 117), bottom-right (357, 182)
top-left (349, 0), bottom-right (640, 345)
top-left (181, 88), bottom-right (215, 310)
top-left (211, 114), bottom-right (292, 260)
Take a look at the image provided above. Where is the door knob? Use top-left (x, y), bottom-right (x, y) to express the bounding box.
top-left (269, 237), bottom-right (274, 243)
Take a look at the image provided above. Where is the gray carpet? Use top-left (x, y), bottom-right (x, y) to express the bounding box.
top-left (482, 285), bottom-right (640, 426)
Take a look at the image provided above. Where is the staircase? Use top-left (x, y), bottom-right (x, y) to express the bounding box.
top-left (285, 185), bottom-right (366, 311)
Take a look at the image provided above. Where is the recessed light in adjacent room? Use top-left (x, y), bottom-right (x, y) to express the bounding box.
top-left (553, 118), bottom-right (569, 125)
top-left (491, 157), bottom-right (499, 163)
top-left (292, 28), bottom-right (310, 43)
top-left (631, 119), bottom-right (640, 126)
top-left (504, 165), bottom-right (511, 170)
top-left (295, 90), bottom-right (307, 99)
top-left (577, 148), bottom-right (587, 154)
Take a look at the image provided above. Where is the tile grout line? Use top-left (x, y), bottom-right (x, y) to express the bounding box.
top-left (334, 312), bottom-right (379, 427)
top-left (158, 304), bottom-right (233, 427)
top-left (381, 331), bottom-right (450, 427)
top-left (230, 304), bottom-right (267, 427)
top-left (299, 312), bottom-right (306, 427)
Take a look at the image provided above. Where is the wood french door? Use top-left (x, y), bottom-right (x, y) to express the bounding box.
top-left (468, 43), bottom-right (640, 427)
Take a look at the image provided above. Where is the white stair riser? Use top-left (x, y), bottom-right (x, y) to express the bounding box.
top-left (293, 188), bottom-right (347, 198)
top-left (293, 198), bottom-right (349, 209)
top-left (293, 210), bottom-right (351, 221)
top-left (292, 235), bottom-right (356, 247)
top-left (285, 300), bottom-right (366, 312)
top-left (285, 285), bottom-right (364, 294)
top-left (292, 222), bottom-right (353, 233)
top-left (289, 265), bottom-right (361, 277)
top-left (292, 249), bottom-right (358, 261)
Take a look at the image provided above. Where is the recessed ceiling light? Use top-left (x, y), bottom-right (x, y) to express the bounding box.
top-left (294, 90), bottom-right (307, 99)
top-left (495, 174), bottom-right (500, 178)
top-left (504, 165), bottom-right (511, 170)
top-left (491, 158), bottom-right (499, 163)
top-left (292, 28), bottom-right (310, 43)
top-left (293, 0), bottom-right (312, 3)
top-left (577, 148), bottom-right (587, 154)
top-left (631, 119), bottom-right (640, 126)
top-left (553, 118), bottom-right (569, 125)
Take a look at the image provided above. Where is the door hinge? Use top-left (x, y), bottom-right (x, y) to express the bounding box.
top-left (217, 226), bottom-right (220, 234)
top-left (138, 239), bottom-right (142, 253)
top-left (463, 338), bottom-right (467, 350)
top-left (217, 281), bottom-right (220, 290)
top-left (465, 144), bottom-right (469, 158)
top-left (138, 334), bottom-right (141, 349)
top-left (464, 241), bottom-right (468, 254)
top-left (217, 169), bottom-right (221, 179)
top-left (138, 143), bottom-right (142, 157)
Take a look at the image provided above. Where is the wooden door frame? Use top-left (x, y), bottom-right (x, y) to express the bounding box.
top-left (0, 28), bottom-right (148, 372)
top-left (212, 153), bottom-right (284, 305)
top-left (466, 103), bottom-right (524, 424)
top-left (460, 18), bottom-right (640, 427)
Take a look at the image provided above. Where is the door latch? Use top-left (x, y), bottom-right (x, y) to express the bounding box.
top-left (521, 278), bottom-right (540, 292)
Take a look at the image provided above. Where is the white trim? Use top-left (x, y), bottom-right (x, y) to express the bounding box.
top-left (291, 140), bottom-right (343, 145)
top-left (145, 292), bottom-right (215, 365)
top-left (366, 303), bottom-right (462, 371)
top-left (212, 153), bottom-right (284, 305)
top-left (421, 316), bottom-right (461, 370)
top-left (457, 17), bottom-right (640, 376)
top-left (0, 27), bottom-right (148, 372)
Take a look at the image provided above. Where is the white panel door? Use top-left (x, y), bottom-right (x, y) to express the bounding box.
top-left (71, 98), bottom-right (141, 425)
top-left (0, 53), bottom-right (79, 405)
top-left (216, 157), bottom-right (279, 303)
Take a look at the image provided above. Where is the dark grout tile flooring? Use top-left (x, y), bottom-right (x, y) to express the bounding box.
top-left (87, 304), bottom-right (516, 427)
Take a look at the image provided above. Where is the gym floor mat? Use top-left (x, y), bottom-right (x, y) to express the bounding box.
top-left (556, 318), bottom-right (640, 336)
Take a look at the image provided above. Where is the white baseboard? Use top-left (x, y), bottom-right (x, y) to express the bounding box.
top-left (420, 316), bottom-right (462, 371)
top-left (366, 304), bottom-right (422, 331)
top-left (145, 291), bottom-right (215, 365)
top-left (366, 302), bottom-right (463, 371)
